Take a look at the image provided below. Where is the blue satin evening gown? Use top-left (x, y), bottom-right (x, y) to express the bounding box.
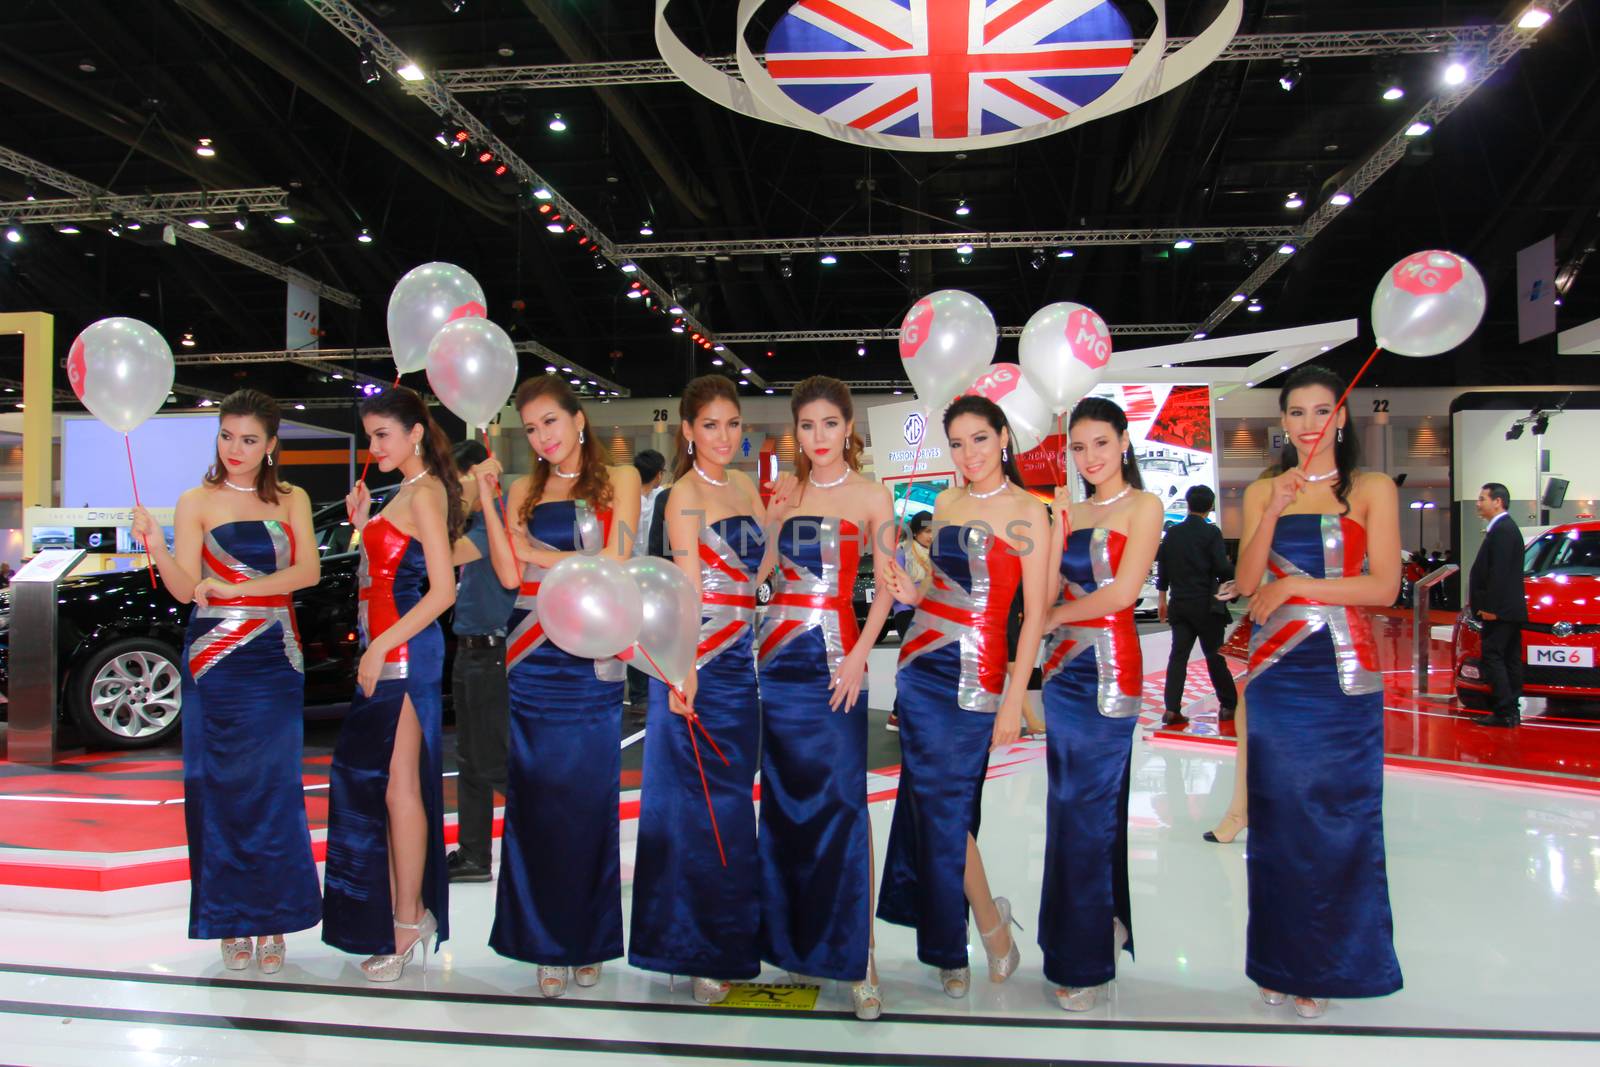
top-left (1037, 526), bottom-right (1142, 988)
top-left (630, 514), bottom-right (765, 981)
top-left (877, 523), bottom-right (1022, 969)
top-left (1242, 513), bottom-right (1401, 998)
top-left (181, 520), bottom-right (321, 939)
top-left (756, 516), bottom-right (870, 982)
top-left (322, 514), bottom-right (449, 954)
top-left (490, 499), bottom-right (625, 967)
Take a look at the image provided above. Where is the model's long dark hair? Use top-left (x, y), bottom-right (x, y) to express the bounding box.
top-left (515, 375), bottom-right (612, 527)
top-left (790, 375), bottom-right (865, 486)
top-left (943, 394), bottom-right (1024, 487)
top-left (359, 386), bottom-right (465, 542)
top-left (673, 374), bottom-right (741, 480)
top-left (203, 388), bottom-right (286, 504)
top-left (1069, 395), bottom-right (1144, 497)
top-left (1276, 364), bottom-right (1360, 506)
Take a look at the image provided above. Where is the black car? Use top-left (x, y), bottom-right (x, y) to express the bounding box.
top-left (0, 500), bottom-right (411, 750)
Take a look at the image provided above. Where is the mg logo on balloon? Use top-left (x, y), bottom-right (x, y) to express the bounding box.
top-left (970, 364), bottom-right (1021, 401)
top-left (899, 298), bottom-right (935, 360)
top-left (67, 336), bottom-right (87, 399)
top-left (1392, 250), bottom-right (1464, 296)
top-left (1067, 308), bottom-right (1112, 369)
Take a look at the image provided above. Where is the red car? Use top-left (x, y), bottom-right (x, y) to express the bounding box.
top-left (1454, 520), bottom-right (1600, 711)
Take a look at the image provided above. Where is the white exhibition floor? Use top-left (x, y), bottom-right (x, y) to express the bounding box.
top-left (3, 725), bottom-right (1600, 1066)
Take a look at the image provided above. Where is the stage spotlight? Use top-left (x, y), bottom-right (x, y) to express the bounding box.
top-left (1030, 249), bottom-right (1046, 270)
top-left (4, 223), bottom-right (21, 244)
top-left (356, 227), bottom-right (374, 244)
top-left (1278, 59), bottom-right (1302, 92)
top-left (441, 0), bottom-right (465, 12)
top-left (778, 254), bottom-right (794, 278)
top-left (1382, 81), bottom-right (1405, 101)
top-left (857, 341), bottom-right (867, 357)
top-left (955, 243), bottom-right (974, 255)
top-left (955, 198), bottom-right (970, 217)
top-left (233, 209), bottom-right (249, 231)
top-left (897, 250), bottom-right (910, 274)
top-left (1531, 415), bottom-right (1548, 435)
top-left (1443, 59), bottom-right (1468, 87)
top-left (1518, 6), bottom-right (1552, 29)
top-left (639, 220), bottom-right (654, 236)
top-left (1505, 424), bottom-right (1524, 441)
top-left (397, 62), bottom-right (424, 82)
top-left (1330, 190), bottom-right (1353, 207)
top-left (195, 137), bottom-right (217, 158)
top-left (1405, 120), bottom-right (1433, 138)
top-left (1173, 238), bottom-right (1194, 250)
top-left (1056, 248), bottom-right (1074, 258)
top-left (819, 251), bottom-right (837, 265)
top-left (1284, 191), bottom-right (1304, 209)
top-left (273, 213), bottom-right (296, 225)
top-left (547, 113), bottom-right (567, 132)
top-left (359, 44), bottom-right (381, 85)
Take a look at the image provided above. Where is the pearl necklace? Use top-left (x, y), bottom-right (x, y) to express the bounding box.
top-left (1304, 467), bottom-right (1339, 483)
top-left (693, 462), bottom-right (728, 487)
top-left (223, 479), bottom-right (255, 493)
top-left (809, 469), bottom-right (849, 489)
top-left (968, 481), bottom-right (1009, 500)
top-left (552, 465), bottom-right (579, 479)
top-left (1091, 485), bottom-right (1133, 507)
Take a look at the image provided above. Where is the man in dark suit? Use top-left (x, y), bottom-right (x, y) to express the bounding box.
top-left (1156, 486), bottom-right (1239, 727)
top-left (1469, 482), bottom-right (1527, 727)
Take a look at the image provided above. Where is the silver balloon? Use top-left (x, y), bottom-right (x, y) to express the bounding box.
top-left (1018, 302), bottom-right (1113, 415)
top-left (897, 289), bottom-right (998, 412)
top-left (1370, 250), bottom-right (1486, 357)
top-left (966, 363), bottom-right (1051, 453)
top-left (536, 555), bottom-right (643, 660)
top-left (622, 556), bottom-right (700, 689)
top-left (386, 262), bottom-right (487, 375)
top-left (67, 317), bottom-right (175, 433)
top-left (425, 317), bottom-right (518, 431)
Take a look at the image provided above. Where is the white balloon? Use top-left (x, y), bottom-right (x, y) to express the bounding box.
top-left (536, 555), bottom-right (643, 660)
top-left (425, 317), bottom-right (518, 431)
top-left (1018, 302), bottom-right (1113, 415)
top-left (897, 290), bottom-right (997, 412)
top-left (622, 557), bottom-right (700, 689)
top-left (1371, 250), bottom-right (1486, 357)
top-left (965, 363), bottom-right (1051, 453)
top-left (386, 262), bottom-right (487, 375)
top-left (67, 317), bottom-right (175, 433)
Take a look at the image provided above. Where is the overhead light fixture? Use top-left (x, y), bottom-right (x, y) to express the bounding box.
top-left (477, 148), bottom-right (495, 164)
top-left (356, 227), bottom-right (374, 244)
top-left (1246, 299), bottom-right (1264, 313)
top-left (1192, 331), bottom-right (1207, 340)
top-left (194, 137), bottom-right (217, 158)
top-left (273, 212), bottom-right (295, 224)
top-left (1329, 190), bottom-right (1352, 207)
top-left (56, 223), bottom-right (81, 235)
top-left (955, 243), bottom-right (974, 255)
top-left (667, 304), bottom-right (684, 315)
top-left (897, 250), bottom-right (910, 275)
top-left (711, 357), bottom-right (724, 366)
top-left (440, 0), bottom-right (465, 12)
top-left (856, 341), bottom-right (867, 357)
top-left (107, 213), bottom-right (124, 237)
top-left (1230, 292), bottom-right (1246, 303)
top-left (294, 403), bottom-right (307, 411)
top-left (396, 62), bottom-right (424, 82)
top-left (532, 186), bottom-right (552, 200)
top-left (1277, 243), bottom-right (1297, 255)
top-left (23, 183), bottom-right (37, 201)
top-left (671, 321), bottom-right (685, 333)
top-left (1382, 81), bottom-right (1406, 102)
top-left (639, 220), bottom-right (654, 236)
top-left (819, 251), bottom-right (837, 265)
top-left (1173, 238), bottom-right (1194, 250)
top-left (626, 289), bottom-right (642, 299)
top-left (187, 217), bottom-right (210, 229)
top-left (1029, 249), bottom-right (1046, 270)
top-left (1505, 423), bottom-right (1524, 441)
top-left (547, 221), bottom-right (565, 234)
top-left (1405, 120), bottom-right (1433, 137)
top-left (434, 128), bottom-right (452, 148)
top-left (1517, 6), bottom-right (1553, 29)
top-left (739, 367), bottom-right (751, 376)
top-left (1284, 191), bottom-right (1304, 209)
top-left (779, 253), bottom-right (794, 278)
top-left (180, 332), bottom-right (196, 347)
top-left (1443, 59), bottom-right (1469, 87)
top-left (954, 198), bottom-right (970, 217)
top-left (359, 44), bottom-right (381, 85)
top-left (764, 388), bottom-right (775, 395)
top-left (713, 343), bottom-right (725, 352)
top-left (4, 224), bottom-right (21, 244)
top-left (233, 209), bottom-right (249, 231)
top-left (1277, 58), bottom-right (1302, 93)
top-left (547, 113), bottom-right (567, 132)
top-left (493, 162), bottom-right (509, 177)
top-left (1531, 415), bottom-right (1549, 435)
top-left (1056, 248), bottom-right (1074, 258)
top-left (620, 261), bottom-right (638, 273)
top-left (198, 398), bottom-right (214, 407)
top-left (892, 389), bottom-right (903, 395)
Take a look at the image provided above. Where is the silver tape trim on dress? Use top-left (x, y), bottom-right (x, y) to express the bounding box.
top-left (697, 519), bottom-right (758, 669)
top-left (1040, 527), bottom-right (1142, 717)
top-left (190, 521), bottom-right (303, 680)
top-left (757, 515), bottom-right (854, 675)
top-left (900, 524), bottom-right (1003, 714)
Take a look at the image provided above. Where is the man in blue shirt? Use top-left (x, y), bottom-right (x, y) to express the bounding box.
top-left (446, 440), bottom-right (519, 883)
top-left (625, 449), bottom-right (666, 720)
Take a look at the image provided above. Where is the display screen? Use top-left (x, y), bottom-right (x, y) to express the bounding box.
top-left (116, 525), bottom-right (175, 553)
top-left (74, 526), bottom-right (117, 551)
top-left (31, 526), bottom-right (75, 552)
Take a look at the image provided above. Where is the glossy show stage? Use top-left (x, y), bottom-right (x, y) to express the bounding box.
top-left (2, 616), bottom-right (1597, 1065)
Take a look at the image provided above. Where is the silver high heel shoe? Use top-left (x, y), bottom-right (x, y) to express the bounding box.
top-left (256, 935), bottom-right (286, 975)
top-left (978, 896), bottom-right (1022, 983)
top-left (939, 967), bottom-right (970, 998)
top-left (574, 962), bottom-right (603, 988)
top-left (692, 977), bottom-right (731, 1005)
top-left (1259, 986), bottom-right (1288, 1006)
top-left (1293, 997), bottom-right (1329, 1019)
top-left (220, 937), bottom-right (253, 971)
top-left (537, 965), bottom-right (570, 998)
top-left (1055, 985), bottom-right (1101, 1011)
top-left (361, 910), bottom-right (436, 983)
top-left (851, 952), bottom-right (882, 1021)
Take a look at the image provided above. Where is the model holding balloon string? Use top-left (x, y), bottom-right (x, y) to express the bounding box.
top-left (629, 374), bottom-right (768, 1006)
top-left (322, 386), bottom-right (463, 983)
top-left (488, 376), bottom-right (641, 999)
top-left (756, 376), bottom-right (895, 1021)
top-left (132, 389), bottom-right (321, 975)
top-left (1036, 397), bottom-right (1162, 1011)
top-left (877, 395), bottom-right (1051, 999)
top-left (1232, 364), bottom-right (1403, 1019)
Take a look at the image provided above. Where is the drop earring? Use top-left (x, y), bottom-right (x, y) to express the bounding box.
top-left (414, 441), bottom-right (422, 456)
top-left (1002, 446), bottom-right (1009, 462)
top-left (578, 429), bottom-right (585, 446)
top-left (266, 453), bottom-right (274, 467)
top-left (688, 440), bottom-right (695, 456)
top-left (1336, 427), bottom-right (1343, 444)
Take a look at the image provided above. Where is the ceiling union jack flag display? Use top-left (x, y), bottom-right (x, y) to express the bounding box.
top-left (763, 0), bottom-right (1136, 139)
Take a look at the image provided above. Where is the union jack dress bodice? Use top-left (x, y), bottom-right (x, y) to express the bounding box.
top-left (898, 523), bottom-right (1022, 713)
top-left (186, 520), bottom-right (303, 682)
top-left (1244, 514), bottom-right (1382, 696)
top-left (356, 514), bottom-right (428, 682)
top-left (757, 515), bottom-right (863, 675)
top-left (505, 498), bottom-right (623, 680)
top-left (1040, 526), bottom-right (1142, 717)
top-left (693, 515), bottom-right (765, 669)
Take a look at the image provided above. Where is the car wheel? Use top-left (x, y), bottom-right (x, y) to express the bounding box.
top-left (756, 579), bottom-right (773, 606)
top-left (1454, 686), bottom-right (1491, 712)
top-left (68, 637), bottom-right (184, 749)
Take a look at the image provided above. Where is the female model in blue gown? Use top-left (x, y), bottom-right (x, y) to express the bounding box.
top-left (490, 376), bottom-right (641, 999)
top-left (1233, 364), bottom-right (1403, 1018)
top-left (757, 376), bottom-right (894, 1020)
top-left (134, 389), bottom-right (321, 974)
top-left (878, 395), bottom-right (1052, 998)
top-left (630, 374), bottom-right (767, 1006)
top-left (323, 387), bottom-right (464, 983)
top-left (1038, 397), bottom-right (1163, 1011)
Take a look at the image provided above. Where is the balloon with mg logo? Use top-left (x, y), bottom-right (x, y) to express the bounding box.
top-left (966, 363), bottom-right (1051, 453)
top-left (1370, 250), bottom-right (1486, 357)
top-left (1018, 301), bottom-right (1112, 415)
top-left (897, 289), bottom-right (997, 412)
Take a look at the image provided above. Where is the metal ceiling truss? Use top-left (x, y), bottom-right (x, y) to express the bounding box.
top-left (718, 323), bottom-right (1195, 344)
top-left (0, 188), bottom-right (289, 225)
top-left (300, 0), bottom-right (761, 386)
top-left (0, 146), bottom-right (360, 309)
top-left (615, 226), bottom-right (1295, 260)
top-left (437, 25), bottom-right (1504, 92)
top-left (1197, 3), bottom-right (1575, 335)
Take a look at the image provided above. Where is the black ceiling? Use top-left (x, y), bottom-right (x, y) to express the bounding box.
top-left (2, 0), bottom-right (1598, 422)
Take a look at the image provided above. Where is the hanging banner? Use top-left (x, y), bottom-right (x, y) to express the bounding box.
top-left (1517, 235), bottom-right (1558, 344)
top-left (287, 281), bottom-right (321, 351)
